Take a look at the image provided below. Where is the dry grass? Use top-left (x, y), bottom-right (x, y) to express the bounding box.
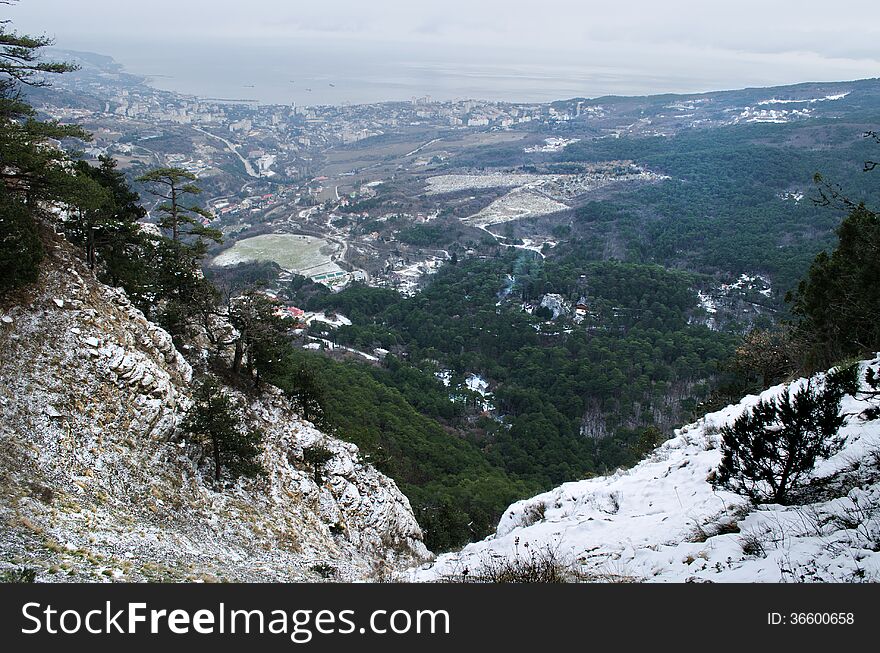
top-left (440, 545), bottom-right (590, 584)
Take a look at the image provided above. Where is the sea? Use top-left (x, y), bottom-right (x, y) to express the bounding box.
top-left (80, 35), bottom-right (722, 107)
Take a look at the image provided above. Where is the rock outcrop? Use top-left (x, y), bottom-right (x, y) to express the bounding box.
top-left (0, 243), bottom-right (428, 582)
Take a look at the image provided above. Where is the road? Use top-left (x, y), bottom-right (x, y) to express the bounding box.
top-left (404, 137), bottom-right (441, 158)
top-left (474, 224), bottom-right (546, 259)
top-left (192, 126), bottom-right (260, 178)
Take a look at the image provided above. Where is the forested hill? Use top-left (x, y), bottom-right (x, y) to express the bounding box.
top-left (452, 78), bottom-right (880, 295)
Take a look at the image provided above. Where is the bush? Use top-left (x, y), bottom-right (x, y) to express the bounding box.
top-left (520, 501), bottom-right (547, 527)
top-left (302, 444), bottom-right (335, 484)
top-left (738, 530), bottom-right (768, 557)
top-left (0, 567), bottom-right (37, 583)
top-left (714, 366), bottom-right (856, 504)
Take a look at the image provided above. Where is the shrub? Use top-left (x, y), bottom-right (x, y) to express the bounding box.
top-left (738, 530), bottom-right (768, 557)
top-left (713, 367), bottom-right (855, 504)
top-left (310, 563), bottom-right (336, 580)
top-left (182, 378), bottom-right (266, 483)
top-left (302, 444), bottom-right (335, 484)
top-left (521, 501), bottom-right (547, 527)
top-left (0, 567), bottom-right (37, 583)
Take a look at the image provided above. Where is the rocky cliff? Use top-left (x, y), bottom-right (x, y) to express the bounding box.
top-left (0, 241), bottom-right (429, 582)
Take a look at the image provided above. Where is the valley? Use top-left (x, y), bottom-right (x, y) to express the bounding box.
top-left (13, 46), bottom-right (880, 556)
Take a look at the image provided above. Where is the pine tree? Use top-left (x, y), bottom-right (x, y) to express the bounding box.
top-left (790, 204), bottom-right (880, 367)
top-left (182, 378), bottom-right (265, 483)
top-left (136, 167), bottom-right (220, 244)
top-left (1, 3), bottom-right (77, 89)
top-left (284, 364), bottom-right (327, 426)
top-left (302, 444), bottom-right (334, 484)
top-left (0, 184), bottom-right (41, 290)
top-left (792, 133), bottom-right (880, 367)
top-left (714, 366), bottom-right (856, 504)
top-left (66, 156), bottom-right (147, 275)
top-left (0, 3), bottom-right (87, 293)
top-left (133, 168), bottom-right (222, 336)
top-left (227, 290), bottom-right (290, 382)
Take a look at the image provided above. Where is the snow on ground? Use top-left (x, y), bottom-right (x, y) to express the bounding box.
top-left (306, 338), bottom-right (379, 362)
top-left (452, 165), bottom-right (665, 228)
top-left (465, 187), bottom-right (569, 227)
top-left (721, 273), bottom-right (772, 296)
top-left (697, 290), bottom-right (718, 314)
top-left (524, 137), bottom-right (581, 153)
top-left (382, 257), bottom-right (445, 297)
top-left (412, 358), bottom-right (880, 582)
top-left (735, 107), bottom-right (812, 124)
top-left (465, 374), bottom-right (489, 396)
top-left (757, 92), bottom-right (850, 105)
top-left (732, 91), bottom-right (851, 124)
top-left (694, 274), bottom-right (773, 330)
top-left (539, 293), bottom-right (570, 320)
top-left (460, 374), bottom-right (494, 411)
top-left (431, 372), bottom-right (495, 410)
top-left (511, 238), bottom-right (556, 259)
top-left (695, 290), bottom-right (719, 330)
top-left (425, 173), bottom-right (543, 195)
top-left (303, 311), bottom-right (352, 328)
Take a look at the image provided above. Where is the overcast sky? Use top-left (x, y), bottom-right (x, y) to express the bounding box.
top-left (7, 0), bottom-right (880, 94)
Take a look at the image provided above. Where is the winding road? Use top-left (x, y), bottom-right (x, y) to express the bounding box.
top-left (193, 126), bottom-right (260, 178)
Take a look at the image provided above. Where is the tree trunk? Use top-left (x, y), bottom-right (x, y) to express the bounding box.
top-left (212, 434), bottom-right (221, 482)
top-left (171, 185), bottom-right (179, 243)
top-left (232, 339), bottom-right (244, 374)
top-left (86, 216), bottom-right (96, 269)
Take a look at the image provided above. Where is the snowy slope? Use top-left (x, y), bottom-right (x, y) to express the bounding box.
top-left (413, 359), bottom-right (880, 582)
top-left (0, 241), bottom-right (428, 582)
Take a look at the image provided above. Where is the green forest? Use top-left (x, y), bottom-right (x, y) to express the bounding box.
top-left (453, 115), bottom-right (880, 296)
top-left (278, 252), bottom-right (736, 548)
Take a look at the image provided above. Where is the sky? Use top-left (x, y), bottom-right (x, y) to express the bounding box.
top-left (6, 0), bottom-right (880, 98)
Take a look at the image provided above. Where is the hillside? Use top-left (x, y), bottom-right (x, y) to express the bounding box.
top-left (411, 359), bottom-right (880, 582)
top-left (0, 240), bottom-right (428, 582)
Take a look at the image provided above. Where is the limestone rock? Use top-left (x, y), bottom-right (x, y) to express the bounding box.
top-left (0, 242), bottom-right (428, 582)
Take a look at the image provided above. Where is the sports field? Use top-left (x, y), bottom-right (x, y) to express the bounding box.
top-left (211, 233), bottom-right (345, 278)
